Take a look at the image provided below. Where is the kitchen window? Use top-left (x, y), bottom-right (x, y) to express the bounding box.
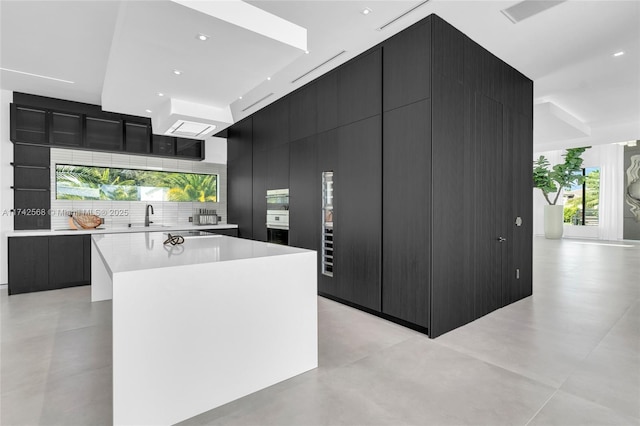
top-left (55, 164), bottom-right (218, 202)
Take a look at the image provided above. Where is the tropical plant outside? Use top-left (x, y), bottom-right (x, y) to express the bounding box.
top-left (56, 165), bottom-right (217, 202)
top-left (563, 168), bottom-right (600, 225)
top-left (532, 147), bottom-right (590, 205)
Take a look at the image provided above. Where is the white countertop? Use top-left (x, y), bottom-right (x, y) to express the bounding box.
top-left (5, 223), bottom-right (238, 237)
top-left (93, 231), bottom-right (310, 274)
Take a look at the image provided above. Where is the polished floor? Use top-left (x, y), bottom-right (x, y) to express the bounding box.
top-left (1, 237), bottom-right (638, 425)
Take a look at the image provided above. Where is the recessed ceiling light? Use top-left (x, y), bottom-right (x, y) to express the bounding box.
top-left (145, 109), bottom-right (152, 113)
top-left (157, 92), bottom-right (164, 97)
top-left (361, 7), bottom-right (372, 15)
top-left (267, 77), bottom-right (271, 81)
top-left (613, 51), bottom-right (625, 57)
top-left (173, 69), bottom-right (182, 75)
top-left (305, 50), bottom-right (310, 54)
top-left (196, 34), bottom-right (209, 41)
top-left (239, 96), bottom-right (243, 100)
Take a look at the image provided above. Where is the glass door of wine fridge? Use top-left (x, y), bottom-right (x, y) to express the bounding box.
top-left (321, 171), bottom-right (334, 277)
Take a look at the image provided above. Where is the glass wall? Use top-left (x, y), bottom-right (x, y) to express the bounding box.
top-left (563, 167), bottom-right (600, 225)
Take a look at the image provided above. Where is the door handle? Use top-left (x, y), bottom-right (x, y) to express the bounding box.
top-left (497, 237), bottom-right (507, 243)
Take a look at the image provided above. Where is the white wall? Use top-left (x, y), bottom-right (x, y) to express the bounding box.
top-left (532, 144), bottom-right (624, 240)
top-left (205, 136), bottom-right (227, 164)
top-left (1, 90), bottom-right (14, 285)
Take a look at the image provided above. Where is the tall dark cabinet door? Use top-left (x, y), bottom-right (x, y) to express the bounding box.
top-left (317, 129), bottom-right (339, 297)
top-left (289, 136), bottom-right (318, 250)
top-left (382, 99), bottom-right (431, 329)
top-left (336, 115), bottom-right (382, 312)
top-left (227, 118), bottom-right (253, 239)
top-left (289, 84), bottom-right (317, 142)
top-left (267, 144), bottom-right (289, 190)
top-left (252, 149), bottom-right (267, 242)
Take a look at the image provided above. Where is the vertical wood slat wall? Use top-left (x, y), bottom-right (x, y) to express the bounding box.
top-left (225, 14), bottom-right (533, 338)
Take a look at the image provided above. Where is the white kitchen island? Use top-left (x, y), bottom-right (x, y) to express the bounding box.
top-left (91, 232), bottom-right (317, 426)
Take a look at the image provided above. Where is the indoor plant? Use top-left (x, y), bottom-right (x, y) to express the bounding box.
top-left (533, 147), bottom-right (589, 239)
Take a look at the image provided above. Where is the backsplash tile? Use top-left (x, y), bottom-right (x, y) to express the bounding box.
top-left (50, 148), bottom-right (227, 230)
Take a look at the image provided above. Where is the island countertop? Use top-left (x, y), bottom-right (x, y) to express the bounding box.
top-left (92, 231), bottom-right (310, 275)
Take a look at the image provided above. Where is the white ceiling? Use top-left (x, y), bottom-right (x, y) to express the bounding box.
top-left (1, 0), bottom-right (638, 151)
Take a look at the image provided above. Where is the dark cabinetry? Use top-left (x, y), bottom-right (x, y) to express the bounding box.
top-left (206, 228), bottom-right (239, 237)
top-left (10, 105), bottom-right (48, 145)
top-left (12, 144), bottom-right (50, 230)
top-left (338, 49), bottom-right (382, 126)
top-left (336, 116), bottom-right (381, 311)
top-left (8, 235), bottom-right (90, 295)
top-left (125, 121), bottom-right (151, 154)
top-left (50, 111), bottom-right (82, 147)
top-left (252, 148), bottom-right (267, 242)
top-left (85, 116), bottom-right (123, 151)
top-left (289, 135), bottom-right (318, 250)
top-left (10, 93), bottom-right (204, 160)
top-left (227, 118), bottom-right (254, 239)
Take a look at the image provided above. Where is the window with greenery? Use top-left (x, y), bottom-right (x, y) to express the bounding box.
top-left (563, 167), bottom-right (599, 225)
top-left (56, 165), bottom-right (218, 202)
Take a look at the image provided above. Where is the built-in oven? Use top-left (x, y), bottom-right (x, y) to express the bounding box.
top-left (266, 189), bottom-right (289, 245)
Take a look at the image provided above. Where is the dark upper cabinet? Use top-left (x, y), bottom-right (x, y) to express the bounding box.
top-left (49, 235), bottom-right (87, 287)
top-left (253, 99), bottom-right (289, 151)
top-left (317, 72), bottom-right (338, 133)
top-left (125, 122), bottom-right (151, 154)
top-left (289, 84), bottom-right (317, 142)
top-left (50, 111), bottom-right (82, 147)
top-left (432, 15), bottom-right (464, 82)
top-left (85, 116), bottom-right (123, 151)
top-left (227, 118), bottom-right (253, 162)
top-left (252, 149), bottom-right (267, 242)
top-left (152, 134), bottom-right (176, 156)
top-left (383, 20), bottom-right (431, 112)
top-left (267, 144), bottom-right (289, 190)
top-left (176, 138), bottom-right (204, 159)
top-left (13, 144), bottom-right (50, 166)
top-left (336, 115), bottom-right (382, 312)
top-left (337, 49), bottom-right (382, 126)
top-left (382, 99), bottom-right (432, 329)
top-left (8, 237), bottom-right (49, 295)
top-left (289, 135), bottom-right (318, 250)
top-left (11, 105), bottom-right (48, 145)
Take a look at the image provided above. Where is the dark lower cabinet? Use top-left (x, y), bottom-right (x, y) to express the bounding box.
top-left (8, 237), bottom-right (49, 295)
top-left (8, 235), bottom-right (90, 295)
top-left (336, 115), bottom-right (382, 311)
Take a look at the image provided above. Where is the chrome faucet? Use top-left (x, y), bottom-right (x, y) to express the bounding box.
top-left (145, 204), bottom-right (154, 227)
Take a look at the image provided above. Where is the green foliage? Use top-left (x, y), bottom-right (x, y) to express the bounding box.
top-left (532, 147), bottom-right (590, 205)
top-left (56, 165), bottom-right (217, 202)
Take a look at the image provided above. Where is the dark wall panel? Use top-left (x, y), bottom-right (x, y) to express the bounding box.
top-left (267, 144), bottom-right (290, 190)
top-left (227, 117), bottom-right (253, 239)
top-left (383, 19), bottom-right (431, 112)
top-left (336, 115), bottom-right (382, 311)
top-left (253, 99), bottom-right (290, 150)
top-left (430, 73), bottom-right (470, 338)
top-left (382, 99), bottom-right (431, 328)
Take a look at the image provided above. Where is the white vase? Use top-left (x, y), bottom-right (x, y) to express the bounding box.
top-left (544, 204), bottom-right (564, 239)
